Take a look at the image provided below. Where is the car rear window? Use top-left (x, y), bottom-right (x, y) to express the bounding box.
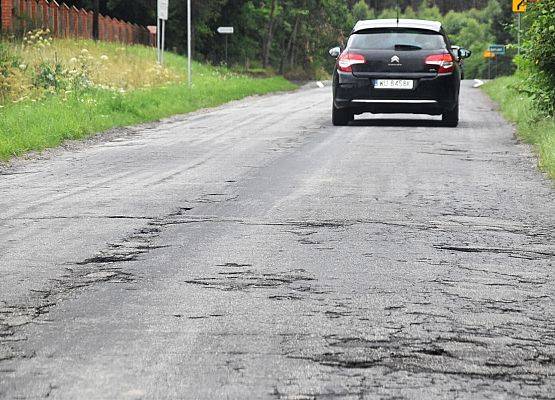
top-left (348, 28), bottom-right (446, 51)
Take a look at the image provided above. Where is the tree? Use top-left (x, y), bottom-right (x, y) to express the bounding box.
top-left (352, 0), bottom-right (372, 21)
top-left (262, 0), bottom-right (278, 68)
top-left (70, 0), bottom-right (510, 80)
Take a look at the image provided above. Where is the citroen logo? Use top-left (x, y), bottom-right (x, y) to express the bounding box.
top-left (391, 55), bottom-right (400, 63)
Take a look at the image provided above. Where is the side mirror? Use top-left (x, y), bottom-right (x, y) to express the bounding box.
top-left (458, 48), bottom-right (472, 59)
top-left (329, 46), bottom-right (341, 58)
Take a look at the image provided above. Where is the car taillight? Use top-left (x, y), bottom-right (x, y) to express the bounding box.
top-left (425, 53), bottom-right (454, 74)
top-left (337, 52), bottom-right (365, 73)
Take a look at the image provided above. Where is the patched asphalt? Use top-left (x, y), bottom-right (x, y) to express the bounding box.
top-left (0, 82), bottom-right (553, 399)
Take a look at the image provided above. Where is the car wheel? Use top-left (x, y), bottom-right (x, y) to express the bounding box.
top-left (332, 104), bottom-right (353, 126)
top-left (442, 102), bottom-right (459, 127)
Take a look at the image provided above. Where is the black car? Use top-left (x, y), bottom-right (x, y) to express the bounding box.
top-left (329, 19), bottom-right (471, 127)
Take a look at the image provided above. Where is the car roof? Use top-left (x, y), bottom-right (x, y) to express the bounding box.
top-left (352, 19), bottom-right (442, 34)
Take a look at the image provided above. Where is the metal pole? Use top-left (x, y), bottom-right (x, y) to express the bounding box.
top-left (156, 18), bottom-right (160, 63)
top-left (187, 0), bottom-right (192, 87)
top-left (161, 19), bottom-right (165, 65)
top-left (517, 13), bottom-right (521, 56)
top-left (488, 58), bottom-right (491, 80)
top-left (225, 35), bottom-right (228, 66)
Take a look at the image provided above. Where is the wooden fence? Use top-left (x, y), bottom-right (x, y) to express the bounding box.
top-left (0, 0), bottom-right (155, 46)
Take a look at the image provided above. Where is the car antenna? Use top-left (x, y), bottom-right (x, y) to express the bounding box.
top-left (396, 0), bottom-right (400, 26)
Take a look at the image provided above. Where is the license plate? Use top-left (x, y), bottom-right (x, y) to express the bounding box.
top-left (374, 79), bottom-right (414, 90)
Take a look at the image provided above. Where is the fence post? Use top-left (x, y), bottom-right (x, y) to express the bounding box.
top-left (27, 1), bottom-right (37, 25)
top-left (118, 19), bottom-right (123, 43)
top-left (111, 17), bottom-right (117, 41)
top-left (106, 16), bottom-right (113, 41)
top-left (119, 19), bottom-right (124, 43)
top-left (38, 0), bottom-right (48, 29)
top-left (50, 0), bottom-right (58, 36)
top-left (71, 5), bottom-right (77, 35)
top-left (87, 10), bottom-right (92, 38)
top-left (103, 15), bottom-right (108, 40)
top-left (61, 3), bottom-right (69, 37)
top-left (97, 12), bottom-right (101, 39)
top-left (20, 0), bottom-right (29, 34)
top-left (29, 0), bottom-right (36, 26)
top-left (1, 0), bottom-right (13, 32)
top-left (79, 8), bottom-right (86, 38)
top-left (133, 22), bottom-right (138, 44)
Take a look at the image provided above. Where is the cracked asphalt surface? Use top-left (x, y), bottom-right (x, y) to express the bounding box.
top-left (0, 82), bottom-right (554, 399)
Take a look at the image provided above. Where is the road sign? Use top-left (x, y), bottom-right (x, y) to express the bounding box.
top-left (217, 27), bottom-right (234, 34)
top-left (217, 27), bottom-right (234, 66)
top-left (489, 45), bottom-right (506, 55)
top-left (157, 0), bottom-right (169, 65)
top-left (513, 0), bottom-right (526, 13)
top-left (483, 50), bottom-right (495, 59)
top-left (158, 0), bottom-right (169, 20)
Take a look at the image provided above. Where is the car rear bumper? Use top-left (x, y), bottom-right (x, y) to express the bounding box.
top-left (333, 71), bottom-right (459, 115)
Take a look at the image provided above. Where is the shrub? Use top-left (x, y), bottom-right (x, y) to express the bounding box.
top-left (34, 62), bottom-right (65, 90)
top-left (0, 41), bottom-right (23, 103)
top-left (520, 0), bottom-right (555, 116)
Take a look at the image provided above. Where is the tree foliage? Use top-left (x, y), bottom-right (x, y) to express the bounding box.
top-left (94, 0), bottom-right (516, 80)
top-left (519, 0), bottom-right (555, 116)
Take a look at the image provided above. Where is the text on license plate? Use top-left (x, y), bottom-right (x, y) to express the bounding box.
top-left (374, 79), bottom-right (414, 89)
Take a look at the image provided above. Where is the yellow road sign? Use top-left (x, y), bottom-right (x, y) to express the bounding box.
top-left (513, 0), bottom-right (527, 12)
top-left (483, 50), bottom-right (496, 59)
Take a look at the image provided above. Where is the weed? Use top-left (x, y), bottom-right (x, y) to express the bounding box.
top-left (484, 76), bottom-right (555, 179)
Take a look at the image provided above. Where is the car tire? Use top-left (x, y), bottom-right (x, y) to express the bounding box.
top-left (442, 102), bottom-right (459, 127)
top-left (332, 104), bottom-right (353, 126)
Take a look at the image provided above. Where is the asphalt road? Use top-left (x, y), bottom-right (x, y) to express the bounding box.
top-left (0, 82), bottom-right (554, 399)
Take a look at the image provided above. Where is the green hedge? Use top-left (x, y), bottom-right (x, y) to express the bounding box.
top-left (519, 0), bottom-right (555, 116)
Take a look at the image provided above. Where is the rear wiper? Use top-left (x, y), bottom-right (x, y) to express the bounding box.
top-left (394, 44), bottom-right (422, 51)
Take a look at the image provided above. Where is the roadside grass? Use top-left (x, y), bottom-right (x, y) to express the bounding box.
top-left (0, 36), bottom-right (296, 160)
top-left (18, 37), bottom-right (184, 90)
top-left (483, 76), bottom-right (555, 179)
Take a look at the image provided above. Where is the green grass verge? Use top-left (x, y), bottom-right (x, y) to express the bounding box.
top-left (0, 60), bottom-right (296, 160)
top-left (483, 75), bottom-right (555, 179)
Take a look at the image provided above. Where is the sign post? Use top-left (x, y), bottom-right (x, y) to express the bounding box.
top-left (157, 0), bottom-right (169, 64)
top-left (489, 45), bottom-right (505, 78)
top-left (513, 0), bottom-right (527, 55)
top-left (217, 27), bottom-right (234, 66)
top-left (187, 0), bottom-right (191, 87)
top-left (483, 50), bottom-right (496, 79)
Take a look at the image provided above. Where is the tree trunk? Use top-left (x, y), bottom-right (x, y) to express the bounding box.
top-left (287, 15), bottom-right (300, 70)
top-left (92, 0), bottom-right (99, 40)
top-left (262, 0), bottom-right (277, 68)
top-left (278, 34), bottom-right (285, 74)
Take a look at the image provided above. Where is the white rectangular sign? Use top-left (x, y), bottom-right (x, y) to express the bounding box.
top-left (217, 27), bottom-right (234, 34)
top-left (158, 0), bottom-right (169, 20)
